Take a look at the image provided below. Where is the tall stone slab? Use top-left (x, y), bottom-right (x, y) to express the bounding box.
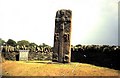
top-left (52, 9), bottom-right (72, 63)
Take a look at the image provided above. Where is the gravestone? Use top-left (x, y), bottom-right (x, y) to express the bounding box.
top-left (19, 50), bottom-right (29, 61)
top-left (52, 9), bottom-right (72, 63)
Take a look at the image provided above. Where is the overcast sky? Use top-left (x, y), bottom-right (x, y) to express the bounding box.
top-left (0, 0), bottom-right (119, 46)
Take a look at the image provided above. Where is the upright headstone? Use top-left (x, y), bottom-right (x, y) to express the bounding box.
top-left (19, 50), bottom-right (29, 61)
top-left (52, 9), bottom-right (72, 63)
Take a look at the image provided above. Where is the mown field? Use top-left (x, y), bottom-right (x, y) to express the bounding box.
top-left (2, 60), bottom-right (120, 76)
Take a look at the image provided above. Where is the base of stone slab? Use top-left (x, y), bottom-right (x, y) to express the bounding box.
top-left (49, 62), bottom-right (71, 64)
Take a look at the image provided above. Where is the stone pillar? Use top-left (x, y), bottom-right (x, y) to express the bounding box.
top-left (52, 9), bottom-right (72, 63)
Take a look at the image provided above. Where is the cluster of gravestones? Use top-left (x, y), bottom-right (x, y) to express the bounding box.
top-left (71, 45), bottom-right (120, 70)
top-left (28, 48), bottom-right (52, 60)
top-left (1, 45), bottom-right (52, 61)
top-left (1, 45), bottom-right (18, 60)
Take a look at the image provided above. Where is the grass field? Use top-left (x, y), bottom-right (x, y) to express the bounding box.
top-left (2, 60), bottom-right (120, 76)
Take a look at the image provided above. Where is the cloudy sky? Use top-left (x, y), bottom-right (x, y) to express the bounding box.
top-left (0, 0), bottom-right (119, 46)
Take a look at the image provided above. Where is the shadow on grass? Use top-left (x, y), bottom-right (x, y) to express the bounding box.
top-left (25, 61), bottom-right (58, 64)
top-left (25, 61), bottom-right (72, 64)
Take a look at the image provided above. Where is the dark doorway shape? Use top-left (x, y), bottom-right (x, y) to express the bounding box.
top-left (16, 54), bottom-right (19, 61)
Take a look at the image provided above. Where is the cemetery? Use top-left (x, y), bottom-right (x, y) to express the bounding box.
top-left (1, 44), bottom-right (52, 61)
top-left (1, 43), bottom-right (120, 70)
top-left (1, 9), bottom-right (120, 76)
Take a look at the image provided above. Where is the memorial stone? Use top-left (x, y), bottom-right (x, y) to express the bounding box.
top-left (52, 9), bottom-right (72, 63)
top-left (19, 50), bottom-right (29, 61)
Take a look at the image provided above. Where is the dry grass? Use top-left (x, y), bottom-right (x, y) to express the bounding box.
top-left (2, 60), bottom-right (120, 76)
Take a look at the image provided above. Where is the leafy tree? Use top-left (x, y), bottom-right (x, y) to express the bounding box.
top-left (17, 40), bottom-right (30, 47)
top-left (75, 44), bottom-right (82, 47)
top-left (29, 42), bottom-right (38, 47)
top-left (39, 43), bottom-right (51, 48)
top-left (6, 39), bottom-right (16, 47)
top-left (29, 42), bottom-right (38, 52)
top-left (0, 38), bottom-right (5, 45)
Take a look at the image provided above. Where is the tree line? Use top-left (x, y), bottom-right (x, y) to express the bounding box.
top-left (0, 38), bottom-right (51, 50)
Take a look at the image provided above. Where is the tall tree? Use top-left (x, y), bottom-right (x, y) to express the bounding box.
top-left (7, 39), bottom-right (16, 47)
top-left (39, 43), bottom-right (51, 48)
top-left (17, 40), bottom-right (30, 47)
top-left (29, 42), bottom-right (38, 47)
top-left (0, 38), bottom-right (5, 45)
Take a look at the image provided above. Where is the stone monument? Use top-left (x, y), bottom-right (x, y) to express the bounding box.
top-left (52, 9), bottom-right (72, 63)
top-left (19, 50), bottom-right (29, 61)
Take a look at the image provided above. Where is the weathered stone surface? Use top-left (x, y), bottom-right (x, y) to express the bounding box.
top-left (19, 50), bottom-right (29, 61)
top-left (53, 9), bottom-right (72, 63)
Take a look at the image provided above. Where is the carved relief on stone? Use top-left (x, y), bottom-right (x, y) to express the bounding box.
top-left (54, 33), bottom-right (59, 41)
top-left (64, 22), bottom-right (70, 32)
top-left (52, 53), bottom-right (58, 60)
top-left (60, 10), bottom-right (65, 17)
top-left (53, 9), bottom-right (72, 63)
top-left (60, 23), bottom-right (64, 31)
top-left (66, 10), bottom-right (72, 18)
top-left (55, 18), bottom-right (60, 22)
top-left (64, 54), bottom-right (69, 62)
top-left (63, 33), bottom-right (69, 42)
top-left (64, 50), bottom-right (69, 54)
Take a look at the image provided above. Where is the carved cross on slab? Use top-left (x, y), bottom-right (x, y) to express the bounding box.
top-left (53, 9), bottom-right (72, 63)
